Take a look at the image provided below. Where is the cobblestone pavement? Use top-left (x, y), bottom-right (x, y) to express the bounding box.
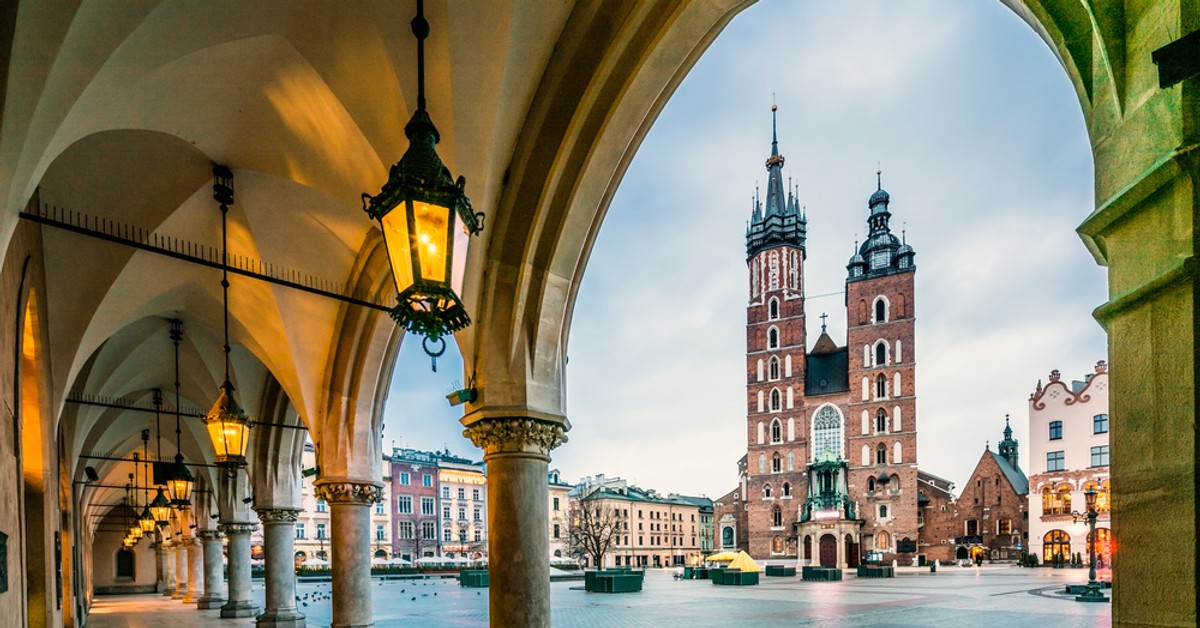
top-left (87, 565), bottom-right (1112, 627)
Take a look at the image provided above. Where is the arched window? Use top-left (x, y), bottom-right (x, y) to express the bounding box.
top-left (768, 298), bottom-right (780, 320)
top-left (771, 453), bottom-right (782, 473)
top-left (773, 535), bottom-right (784, 552)
top-left (876, 530), bottom-right (891, 549)
top-left (758, 454), bottom-right (766, 474)
top-left (893, 441), bottom-right (903, 464)
top-left (879, 504), bottom-right (889, 518)
top-left (757, 421), bottom-right (764, 445)
top-left (874, 297), bottom-right (888, 323)
top-left (894, 372), bottom-right (902, 395)
top-left (763, 484), bottom-right (772, 498)
top-left (868, 477), bottom-right (876, 492)
top-left (768, 327), bottom-right (779, 349)
top-left (756, 359), bottom-right (764, 381)
top-left (893, 405), bottom-right (902, 431)
top-left (811, 405), bottom-right (845, 460)
top-left (1057, 485), bottom-right (1072, 513)
top-left (896, 293), bottom-right (906, 318)
top-left (890, 474), bottom-right (900, 490)
top-left (875, 409), bottom-right (888, 433)
top-left (782, 482), bottom-right (792, 497)
top-left (875, 342), bottom-right (888, 366)
top-left (772, 506), bottom-right (783, 527)
top-left (875, 444), bottom-right (887, 465)
top-left (1042, 530), bottom-right (1071, 563)
top-left (875, 374), bottom-right (887, 399)
top-left (861, 444), bottom-right (870, 467)
top-left (770, 419), bottom-right (782, 443)
top-left (859, 299), bottom-right (868, 325)
top-left (769, 356), bottom-right (780, 380)
top-left (1041, 487), bottom-right (1054, 515)
top-left (770, 389), bottom-right (781, 411)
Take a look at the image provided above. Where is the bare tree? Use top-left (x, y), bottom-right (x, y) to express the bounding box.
top-left (567, 496), bottom-right (625, 569)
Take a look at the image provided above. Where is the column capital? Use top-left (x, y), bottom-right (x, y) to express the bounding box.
top-left (195, 529), bottom-right (224, 541)
top-left (176, 536), bottom-right (197, 547)
top-left (256, 509), bottom-right (301, 524)
top-left (462, 416), bottom-right (568, 458)
top-left (313, 479), bottom-right (383, 505)
top-left (218, 522), bottom-right (258, 535)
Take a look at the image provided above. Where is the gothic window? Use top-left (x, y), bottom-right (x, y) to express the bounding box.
top-left (875, 341), bottom-right (888, 366)
top-left (770, 389), bottom-right (781, 412)
top-left (772, 453), bottom-right (782, 473)
top-left (763, 484), bottom-right (772, 498)
top-left (770, 419), bottom-right (782, 443)
top-left (879, 504), bottom-right (889, 518)
top-left (876, 530), bottom-right (891, 549)
top-left (893, 441), bottom-right (902, 463)
top-left (867, 477), bottom-right (876, 492)
top-left (769, 356), bottom-right (780, 381)
top-left (769, 251), bottom-right (780, 290)
top-left (875, 444), bottom-right (887, 465)
top-left (875, 409), bottom-right (888, 433)
top-left (758, 454), bottom-right (766, 474)
top-left (768, 298), bottom-right (779, 320)
top-left (875, 375), bottom-right (887, 399)
top-left (812, 405), bottom-right (844, 460)
top-left (790, 250), bottom-right (799, 289)
top-left (772, 506), bottom-right (783, 527)
top-left (782, 482), bottom-right (791, 497)
top-left (874, 297), bottom-right (888, 323)
top-left (768, 327), bottom-right (779, 349)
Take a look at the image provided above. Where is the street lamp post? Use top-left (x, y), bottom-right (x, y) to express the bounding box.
top-left (1072, 487), bottom-right (1109, 603)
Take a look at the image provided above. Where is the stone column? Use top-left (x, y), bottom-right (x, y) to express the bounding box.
top-left (160, 539), bottom-right (175, 596)
top-left (155, 540), bottom-right (167, 593)
top-left (314, 481), bottom-right (383, 628)
top-left (464, 417), bottom-right (567, 628)
top-left (220, 523), bottom-right (259, 618)
top-left (173, 539), bottom-right (188, 599)
top-left (196, 529), bottom-right (226, 609)
top-left (255, 509), bottom-right (305, 628)
top-left (184, 538), bottom-right (202, 603)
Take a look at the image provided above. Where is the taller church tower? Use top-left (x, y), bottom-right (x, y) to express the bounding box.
top-left (744, 107), bottom-right (808, 557)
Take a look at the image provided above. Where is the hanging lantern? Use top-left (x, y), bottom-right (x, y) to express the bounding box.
top-left (166, 455), bottom-right (194, 508)
top-left (362, 0), bottom-right (483, 365)
top-left (204, 380), bottom-right (251, 467)
top-left (150, 487), bottom-right (172, 527)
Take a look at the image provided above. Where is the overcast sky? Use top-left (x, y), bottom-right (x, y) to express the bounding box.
top-left (383, 0), bottom-right (1107, 498)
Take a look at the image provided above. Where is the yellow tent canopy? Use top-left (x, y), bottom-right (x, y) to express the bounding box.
top-left (705, 551), bottom-right (737, 562)
top-left (727, 551), bottom-right (760, 572)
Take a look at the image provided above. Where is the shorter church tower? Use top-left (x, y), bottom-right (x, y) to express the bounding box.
top-left (845, 173), bottom-right (919, 559)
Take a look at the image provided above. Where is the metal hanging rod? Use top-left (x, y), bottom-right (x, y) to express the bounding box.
top-left (19, 191), bottom-right (391, 313)
top-left (80, 453), bottom-right (222, 469)
top-left (66, 393), bottom-right (307, 430)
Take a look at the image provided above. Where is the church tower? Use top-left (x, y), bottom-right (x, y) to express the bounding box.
top-left (844, 173), bottom-right (919, 557)
top-left (744, 106), bottom-right (808, 557)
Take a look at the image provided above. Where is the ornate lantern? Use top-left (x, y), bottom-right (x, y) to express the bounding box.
top-left (362, 0), bottom-right (483, 366)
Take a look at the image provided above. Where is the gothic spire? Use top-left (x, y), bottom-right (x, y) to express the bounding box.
top-left (763, 104), bottom-right (787, 218)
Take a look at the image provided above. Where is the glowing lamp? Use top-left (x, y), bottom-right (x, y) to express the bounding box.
top-left (361, 0), bottom-right (482, 365)
top-left (204, 380), bottom-right (251, 467)
top-left (166, 456), bottom-right (194, 508)
top-left (150, 488), bottom-right (172, 527)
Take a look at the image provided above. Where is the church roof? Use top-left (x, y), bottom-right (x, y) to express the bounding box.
top-left (987, 450), bottom-right (1029, 496)
top-left (804, 347), bottom-right (848, 395)
top-left (810, 331), bottom-right (839, 354)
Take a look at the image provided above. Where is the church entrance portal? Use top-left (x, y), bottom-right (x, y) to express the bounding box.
top-left (819, 535), bottom-right (837, 568)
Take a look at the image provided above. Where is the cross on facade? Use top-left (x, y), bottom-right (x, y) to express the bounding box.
top-left (820, 312), bottom-right (828, 332)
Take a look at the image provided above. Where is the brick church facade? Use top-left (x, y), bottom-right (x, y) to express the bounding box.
top-left (741, 108), bottom-right (919, 567)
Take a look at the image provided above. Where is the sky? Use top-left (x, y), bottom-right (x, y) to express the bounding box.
top-left (383, 0), bottom-right (1107, 498)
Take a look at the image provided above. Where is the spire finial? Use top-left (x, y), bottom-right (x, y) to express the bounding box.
top-left (819, 312), bottom-right (828, 333)
top-left (876, 165), bottom-right (882, 191)
top-left (902, 222), bottom-right (907, 244)
top-left (770, 101), bottom-right (779, 155)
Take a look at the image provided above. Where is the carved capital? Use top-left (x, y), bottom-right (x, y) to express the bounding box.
top-left (463, 418), bottom-right (567, 456)
top-left (218, 522), bottom-right (258, 535)
top-left (177, 537), bottom-right (197, 547)
top-left (256, 509), bottom-right (300, 524)
top-left (313, 480), bottom-right (384, 505)
top-left (195, 529), bottom-right (224, 541)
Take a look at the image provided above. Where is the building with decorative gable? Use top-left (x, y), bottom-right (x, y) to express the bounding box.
top-left (1027, 362), bottom-right (1111, 566)
top-left (742, 108), bottom-right (919, 568)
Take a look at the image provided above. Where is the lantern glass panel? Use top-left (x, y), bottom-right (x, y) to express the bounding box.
top-left (207, 417), bottom-right (249, 462)
top-left (381, 205), bottom-right (414, 294)
top-left (413, 201), bottom-right (450, 283)
top-left (1084, 487), bottom-right (1097, 511)
top-left (168, 473), bottom-right (193, 506)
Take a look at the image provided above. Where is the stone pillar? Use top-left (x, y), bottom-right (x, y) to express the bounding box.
top-left (160, 540), bottom-right (175, 596)
top-left (184, 538), bottom-right (202, 603)
top-left (255, 509), bottom-right (305, 628)
top-left (464, 417), bottom-right (567, 628)
top-left (196, 529), bottom-right (226, 609)
top-left (220, 523), bottom-right (259, 618)
top-left (173, 539), bottom-right (188, 600)
top-left (314, 481), bottom-right (383, 628)
top-left (155, 540), bottom-right (167, 593)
